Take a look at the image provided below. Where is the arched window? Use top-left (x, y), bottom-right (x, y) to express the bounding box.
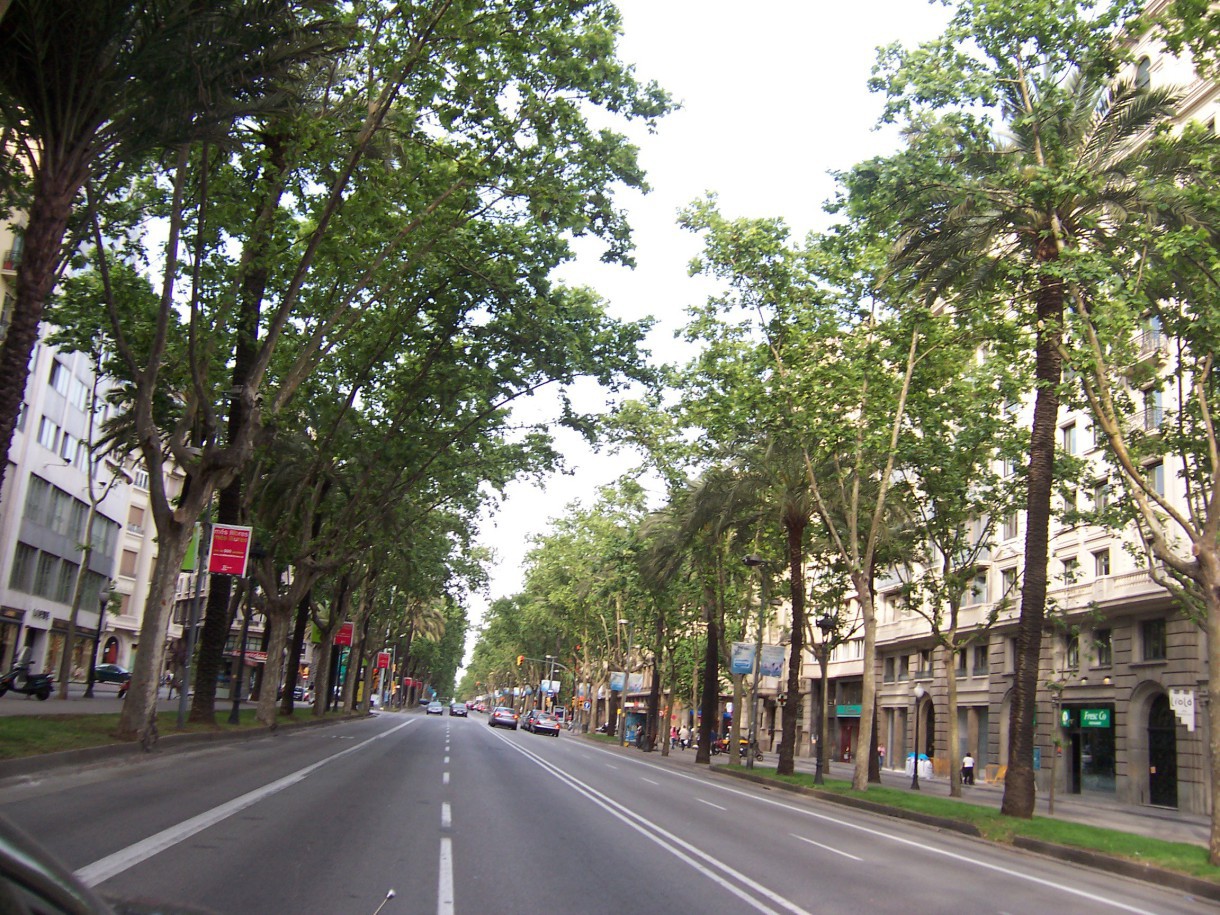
top-left (1136, 56), bottom-right (1152, 90)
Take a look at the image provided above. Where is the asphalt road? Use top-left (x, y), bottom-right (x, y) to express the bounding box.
top-left (0, 712), bottom-right (1210, 915)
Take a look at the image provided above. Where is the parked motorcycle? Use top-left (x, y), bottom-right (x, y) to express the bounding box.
top-left (0, 662), bottom-right (53, 700)
top-left (711, 737), bottom-right (729, 755)
top-left (739, 738), bottom-right (763, 761)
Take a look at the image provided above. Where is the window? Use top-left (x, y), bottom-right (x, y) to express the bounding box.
top-left (1150, 461), bottom-right (1165, 497)
top-left (1061, 421), bottom-right (1077, 455)
top-left (968, 571), bottom-right (989, 605)
top-left (127, 505), bottom-right (145, 534)
top-left (1141, 618), bottom-right (1167, 661)
top-left (58, 432), bottom-right (74, 462)
top-left (1094, 628), bottom-right (1112, 667)
top-left (33, 551), bottom-right (57, 598)
top-left (955, 649), bottom-right (967, 676)
top-left (1093, 482), bottom-right (1111, 511)
top-left (883, 657), bottom-right (895, 683)
top-left (1065, 633), bottom-right (1079, 670)
top-left (1140, 314), bottom-right (1165, 353)
top-left (1001, 567), bottom-right (1018, 597)
top-left (36, 416), bottom-right (58, 451)
top-left (1136, 55), bottom-right (1152, 89)
top-left (67, 376), bottom-right (89, 411)
top-left (8, 542), bottom-right (35, 591)
top-left (119, 549), bottom-right (139, 578)
top-left (22, 475), bottom-right (49, 526)
top-left (48, 489), bottom-right (72, 536)
top-left (48, 360), bottom-right (69, 395)
top-left (1002, 513), bottom-right (1018, 540)
top-left (973, 644), bottom-right (989, 675)
top-left (897, 655), bottom-right (910, 681)
top-left (1062, 556), bottom-right (1080, 584)
top-left (918, 649), bottom-right (933, 678)
top-left (1093, 549), bottom-right (1111, 577)
top-left (1144, 388), bottom-right (1164, 431)
top-left (1007, 636), bottom-right (1018, 672)
top-left (54, 558), bottom-right (77, 603)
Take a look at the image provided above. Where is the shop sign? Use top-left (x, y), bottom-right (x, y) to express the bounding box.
top-left (333, 622), bottom-right (354, 646)
top-left (835, 704), bottom-right (862, 718)
top-left (376, 651), bottom-right (391, 669)
top-left (1080, 708), bottom-right (1111, 728)
top-left (1170, 689), bottom-right (1196, 732)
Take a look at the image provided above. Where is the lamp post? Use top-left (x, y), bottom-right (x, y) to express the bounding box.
top-left (743, 554), bottom-right (768, 770)
top-left (83, 584), bottom-right (114, 699)
top-left (911, 683), bottom-right (925, 790)
top-left (618, 618), bottom-right (632, 747)
top-left (814, 613), bottom-right (835, 785)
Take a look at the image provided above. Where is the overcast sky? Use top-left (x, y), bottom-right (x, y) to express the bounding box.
top-left (467, 1), bottom-right (950, 638)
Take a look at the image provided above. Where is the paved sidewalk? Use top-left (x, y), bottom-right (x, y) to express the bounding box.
top-left (639, 741), bottom-right (1210, 848)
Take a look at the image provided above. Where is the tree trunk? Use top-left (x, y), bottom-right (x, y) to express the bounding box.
top-left (0, 156), bottom-right (86, 501)
top-left (778, 515), bottom-right (807, 775)
top-left (256, 604), bottom-right (292, 727)
top-left (695, 612), bottom-right (719, 764)
top-left (1204, 562), bottom-right (1220, 865)
top-left (1002, 261), bottom-right (1063, 818)
top-left (851, 580), bottom-right (878, 791)
top-left (279, 593), bottom-right (311, 716)
top-left (945, 642), bottom-right (961, 798)
top-left (728, 672), bottom-right (744, 768)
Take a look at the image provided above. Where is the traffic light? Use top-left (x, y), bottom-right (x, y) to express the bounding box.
top-left (517, 654), bottom-right (524, 667)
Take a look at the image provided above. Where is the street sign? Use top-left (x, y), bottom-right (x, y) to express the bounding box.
top-left (333, 622), bottom-right (354, 646)
top-left (377, 651), bottom-right (391, 669)
top-left (208, 524), bottom-right (253, 576)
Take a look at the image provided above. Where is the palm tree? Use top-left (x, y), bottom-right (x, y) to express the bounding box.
top-left (885, 69), bottom-right (1210, 817)
top-left (0, 0), bottom-right (333, 500)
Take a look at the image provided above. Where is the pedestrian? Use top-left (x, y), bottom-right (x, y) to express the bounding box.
top-left (961, 751), bottom-right (975, 785)
top-left (878, 744), bottom-right (886, 769)
top-left (679, 724), bottom-right (690, 749)
top-left (670, 725), bottom-right (679, 748)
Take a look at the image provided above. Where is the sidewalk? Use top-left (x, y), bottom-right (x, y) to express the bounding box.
top-left (647, 742), bottom-right (1210, 848)
top-left (0, 682), bottom-right (182, 715)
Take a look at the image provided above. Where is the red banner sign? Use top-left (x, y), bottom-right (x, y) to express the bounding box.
top-left (208, 525), bottom-right (253, 576)
top-left (333, 621), bottom-right (354, 646)
top-left (377, 651), bottom-right (391, 669)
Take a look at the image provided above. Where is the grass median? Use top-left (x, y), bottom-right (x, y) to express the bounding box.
top-left (0, 709), bottom-right (345, 761)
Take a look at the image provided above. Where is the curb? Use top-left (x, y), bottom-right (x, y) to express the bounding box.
top-left (0, 711), bottom-right (367, 784)
top-left (710, 765), bottom-right (1220, 902)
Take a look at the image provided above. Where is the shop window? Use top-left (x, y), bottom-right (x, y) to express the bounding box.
top-left (1141, 618), bottom-right (1167, 661)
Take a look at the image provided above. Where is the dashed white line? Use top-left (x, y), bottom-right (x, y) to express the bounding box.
top-left (444, 755), bottom-right (450, 764)
top-left (697, 799), bottom-right (727, 811)
top-left (442, 771), bottom-right (450, 785)
top-left (792, 833), bottom-right (862, 861)
top-left (438, 836), bottom-right (454, 915)
top-left (441, 802), bottom-right (452, 830)
top-left (641, 777), bottom-right (660, 786)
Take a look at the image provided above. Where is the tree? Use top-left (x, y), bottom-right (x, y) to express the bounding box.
top-left (868, 0), bottom-right (1211, 817)
top-left (0, 0), bottom-right (336, 501)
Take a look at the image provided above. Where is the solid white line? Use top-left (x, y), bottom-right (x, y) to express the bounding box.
top-left (697, 799), bottom-right (727, 811)
top-left (441, 803), bottom-right (452, 830)
top-left (75, 718), bottom-right (417, 886)
top-left (584, 747), bottom-right (1164, 915)
top-left (438, 836), bottom-right (454, 915)
top-left (792, 833), bottom-right (862, 861)
top-left (495, 732), bottom-right (808, 915)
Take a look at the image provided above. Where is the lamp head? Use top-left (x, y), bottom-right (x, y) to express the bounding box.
top-left (913, 684), bottom-right (925, 699)
top-left (743, 554), bottom-right (765, 568)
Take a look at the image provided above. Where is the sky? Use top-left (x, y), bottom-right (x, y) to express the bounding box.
top-left (467, 1), bottom-right (951, 638)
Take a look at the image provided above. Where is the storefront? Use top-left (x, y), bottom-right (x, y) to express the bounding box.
top-left (1061, 704), bottom-right (1116, 796)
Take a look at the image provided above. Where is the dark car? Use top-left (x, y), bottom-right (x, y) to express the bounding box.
top-left (489, 706), bottom-right (519, 730)
top-left (449, 702), bottom-right (467, 717)
top-left (93, 663), bottom-right (131, 685)
top-left (523, 709), bottom-right (561, 736)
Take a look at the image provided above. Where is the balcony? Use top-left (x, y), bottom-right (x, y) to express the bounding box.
top-left (1, 249), bottom-right (20, 273)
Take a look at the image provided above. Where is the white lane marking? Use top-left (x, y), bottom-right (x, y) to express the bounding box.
top-left (438, 836), bottom-right (454, 915)
top-left (641, 777), bottom-right (660, 786)
top-left (495, 732), bottom-right (807, 915)
top-left (442, 772), bottom-right (450, 785)
top-left (697, 799), bottom-right (727, 811)
top-left (606, 764), bottom-right (619, 769)
top-left (444, 756), bottom-right (450, 764)
top-left (76, 718), bottom-right (417, 886)
top-left (441, 803), bottom-right (452, 830)
top-left (792, 833), bottom-right (862, 861)
top-left (578, 744), bottom-right (1163, 915)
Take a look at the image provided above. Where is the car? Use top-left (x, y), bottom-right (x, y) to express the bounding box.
top-left (488, 706), bottom-right (519, 729)
top-left (426, 700), bottom-right (444, 715)
top-left (93, 663), bottom-right (131, 685)
top-left (522, 709), bottom-right (560, 736)
top-left (449, 702), bottom-right (468, 717)
top-left (293, 685), bottom-right (313, 702)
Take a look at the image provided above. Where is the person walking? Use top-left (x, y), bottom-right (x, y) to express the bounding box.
top-left (961, 751), bottom-right (975, 786)
top-left (679, 724), bottom-right (691, 750)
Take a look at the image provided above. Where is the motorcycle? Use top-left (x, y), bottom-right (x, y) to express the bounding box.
top-left (711, 737), bottom-right (730, 755)
top-left (0, 662), bottom-right (53, 700)
top-left (739, 738), bottom-right (763, 761)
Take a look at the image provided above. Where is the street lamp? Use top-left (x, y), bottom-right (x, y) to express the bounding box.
top-left (618, 618), bottom-right (632, 747)
top-left (911, 683), bottom-right (926, 790)
top-left (814, 613), bottom-right (835, 785)
top-left (83, 583), bottom-right (115, 699)
top-left (743, 554), bottom-right (768, 770)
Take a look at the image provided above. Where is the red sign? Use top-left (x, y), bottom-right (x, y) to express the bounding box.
top-left (208, 525), bottom-right (253, 576)
top-left (333, 621), bottom-right (354, 646)
top-left (377, 651), bottom-right (391, 669)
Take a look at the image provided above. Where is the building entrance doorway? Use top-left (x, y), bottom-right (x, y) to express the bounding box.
top-left (1148, 694), bottom-right (1178, 808)
top-left (839, 721), bottom-right (857, 761)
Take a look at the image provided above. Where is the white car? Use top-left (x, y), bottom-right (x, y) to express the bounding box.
top-left (426, 700), bottom-right (444, 715)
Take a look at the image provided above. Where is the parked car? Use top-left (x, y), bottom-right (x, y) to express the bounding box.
top-left (488, 706), bottom-right (519, 729)
top-left (523, 709), bottom-right (560, 737)
top-left (426, 700), bottom-right (444, 715)
top-left (93, 663), bottom-right (131, 685)
top-left (449, 702), bottom-right (468, 717)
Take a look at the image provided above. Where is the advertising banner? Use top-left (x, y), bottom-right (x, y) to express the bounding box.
top-left (760, 644), bottom-right (786, 678)
top-left (609, 671), bottom-right (626, 691)
top-left (730, 642), bottom-right (754, 675)
top-left (208, 524), bottom-right (252, 576)
top-left (333, 621), bottom-right (354, 646)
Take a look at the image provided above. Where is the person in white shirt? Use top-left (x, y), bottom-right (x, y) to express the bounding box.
top-left (961, 752), bottom-right (975, 785)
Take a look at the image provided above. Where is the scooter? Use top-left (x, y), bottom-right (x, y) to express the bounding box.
top-left (739, 738), bottom-right (763, 761)
top-left (0, 662), bottom-right (53, 700)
